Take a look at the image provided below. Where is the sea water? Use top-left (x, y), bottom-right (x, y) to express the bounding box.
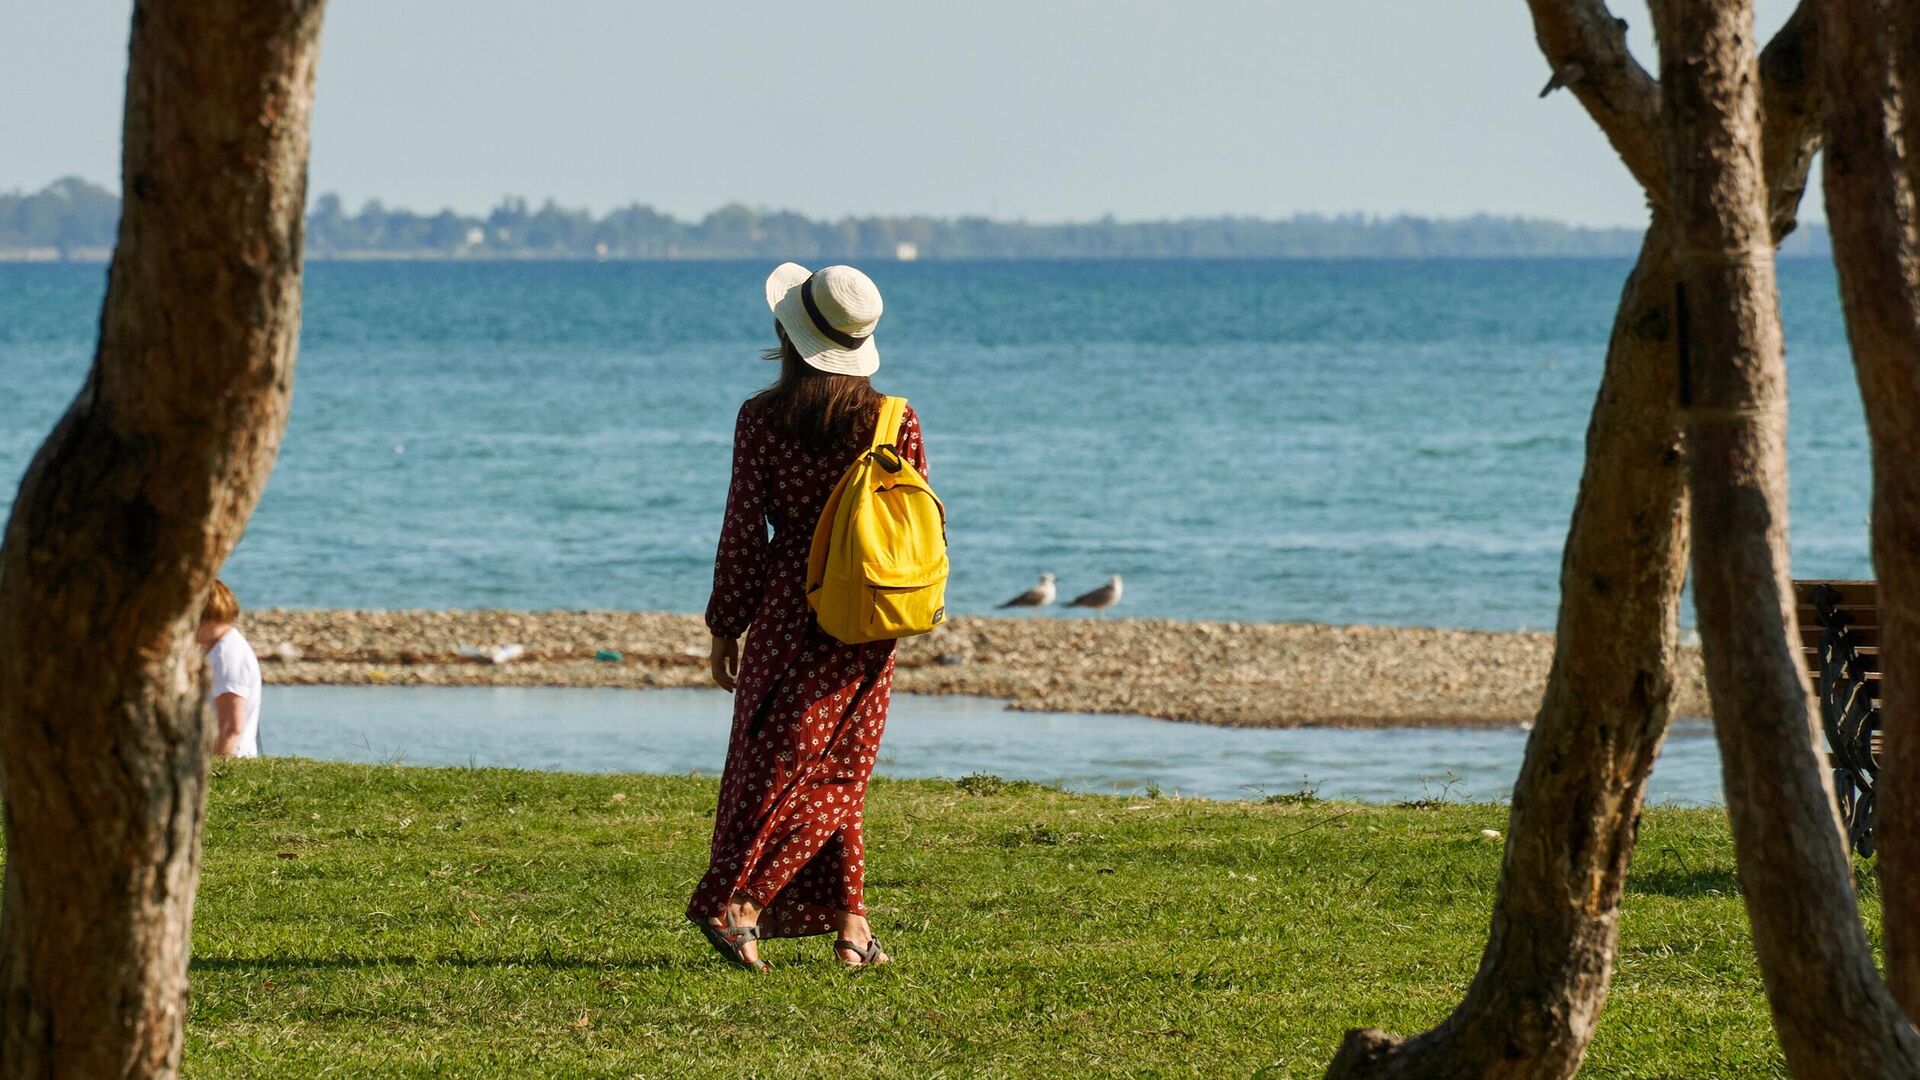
top-left (263, 685), bottom-right (1727, 805)
top-left (0, 257), bottom-right (1866, 630)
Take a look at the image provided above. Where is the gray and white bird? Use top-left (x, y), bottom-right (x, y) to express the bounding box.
top-left (998, 572), bottom-right (1057, 609)
top-left (1063, 575), bottom-right (1123, 612)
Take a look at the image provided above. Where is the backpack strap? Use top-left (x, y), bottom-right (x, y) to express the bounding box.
top-left (871, 396), bottom-right (907, 452)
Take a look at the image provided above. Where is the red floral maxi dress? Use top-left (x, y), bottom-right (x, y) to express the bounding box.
top-left (687, 397), bottom-right (927, 938)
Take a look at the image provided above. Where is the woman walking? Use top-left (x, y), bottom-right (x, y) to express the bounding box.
top-left (689, 263), bottom-right (925, 971)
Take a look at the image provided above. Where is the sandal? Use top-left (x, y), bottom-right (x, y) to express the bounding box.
top-left (834, 936), bottom-right (888, 968)
top-left (691, 914), bottom-right (769, 972)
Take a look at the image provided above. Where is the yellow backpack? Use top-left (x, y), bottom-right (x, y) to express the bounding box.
top-left (806, 396), bottom-right (949, 644)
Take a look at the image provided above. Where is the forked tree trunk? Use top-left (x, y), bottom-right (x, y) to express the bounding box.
top-left (1326, 6), bottom-right (1820, 1076)
top-left (1821, 0), bottom-right (1920, 1023)
top-left (1656, 0), bottom-right (1920, 1073)
top-left (0, 2), bottom-right (325, 1075)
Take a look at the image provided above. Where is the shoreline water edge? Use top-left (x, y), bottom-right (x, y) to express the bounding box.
top-left (246, 610), bottom-right (1712, 729)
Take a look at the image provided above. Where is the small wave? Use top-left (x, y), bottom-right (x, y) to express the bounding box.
top-left (1495, 433), bottom-right (1576, 452)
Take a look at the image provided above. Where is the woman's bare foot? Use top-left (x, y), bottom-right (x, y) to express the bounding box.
top-left (709, 893), bottom-right (764, 968)
top-left (833, 912), bottom-right (890, 967)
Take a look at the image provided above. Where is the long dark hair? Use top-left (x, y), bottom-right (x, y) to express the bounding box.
top-left (749, 322), bottom-right (883, 453)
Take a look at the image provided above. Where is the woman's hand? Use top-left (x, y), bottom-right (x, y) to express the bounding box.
top-left (709, 634), bottom-right (740, 692)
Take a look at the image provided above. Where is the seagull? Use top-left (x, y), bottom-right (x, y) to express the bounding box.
top-left (1063, 575), bottom-right (1123, 612)
top-left (998, 573), bottom-right (1057, 609)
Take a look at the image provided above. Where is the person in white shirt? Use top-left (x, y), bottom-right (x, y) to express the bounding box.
top-left (196, 580), bottom-right (262, 758)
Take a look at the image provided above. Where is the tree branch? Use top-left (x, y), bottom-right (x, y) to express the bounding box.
top-left (1526, 0), bottom-right (1666, 201)
top-left (1759, 0), bottom-right (1822, 241)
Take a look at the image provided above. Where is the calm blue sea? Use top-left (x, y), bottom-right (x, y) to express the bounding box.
top-left (0, 258), bottom-right (1870, 630)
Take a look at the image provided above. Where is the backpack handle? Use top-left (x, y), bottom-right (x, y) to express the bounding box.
top-left (870, 396), bottom-right (908, 453)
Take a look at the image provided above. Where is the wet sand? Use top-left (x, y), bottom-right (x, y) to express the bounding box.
top-left (243, 610), bottom-right (1712, 729)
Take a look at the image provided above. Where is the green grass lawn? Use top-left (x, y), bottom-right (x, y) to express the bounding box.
top-left (185, 760), bottom-right (1854, 1078)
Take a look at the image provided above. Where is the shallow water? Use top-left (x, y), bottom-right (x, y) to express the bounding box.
top-left (263, 685), bottom-right (1726, 805)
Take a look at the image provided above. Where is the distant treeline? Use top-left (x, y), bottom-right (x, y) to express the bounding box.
top-left (0, 178), bottom-right (121, 255)
top-left (2, 177), bottom-right (1832, 261)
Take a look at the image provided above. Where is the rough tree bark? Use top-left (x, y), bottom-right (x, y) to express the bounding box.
top-left (1657, 0), bottom-right (1920, 1073)
top-left (1820, 0), bottom-right (1920, 1023)
top-left (0, 2), bottom-right (326, 1075)
top-left (1325, 6), bottom-right (1819, 1076)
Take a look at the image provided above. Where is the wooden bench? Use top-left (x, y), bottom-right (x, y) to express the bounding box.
top-left (1794, 579), bottom-right (1882, 855)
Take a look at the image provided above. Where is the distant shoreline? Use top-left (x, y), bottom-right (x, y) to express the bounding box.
top-left (244, 608), bottom-right (1713, 730)
top-left (3, 177), bottom-right (1832, 263)
top-left (1, 250), bottom-right (1840, 266)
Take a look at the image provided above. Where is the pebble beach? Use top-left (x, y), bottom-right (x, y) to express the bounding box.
top-left (244, 610), bottom-right (1712, 729)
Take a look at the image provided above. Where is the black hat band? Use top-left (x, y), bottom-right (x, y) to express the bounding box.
top-left (801, 275), bottom-right (870, 351)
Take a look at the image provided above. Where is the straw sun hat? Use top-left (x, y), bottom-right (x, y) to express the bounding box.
top-left (764, 262), bottom-right (883, 377)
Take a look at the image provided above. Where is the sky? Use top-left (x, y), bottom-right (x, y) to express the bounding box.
top-left (2, 1), bottom-right (1812, 227)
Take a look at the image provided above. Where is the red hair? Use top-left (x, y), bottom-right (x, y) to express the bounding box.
top-left (201, 580), bottom-right (240, 625)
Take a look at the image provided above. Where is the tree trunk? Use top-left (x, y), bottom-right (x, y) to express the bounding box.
top-left (1326, 7), bottom-right (1820, 1076)
top-left (1657, 0), bottom-right (1920, 1073)
top-left (1327, 219), bottom-right (1691, 1080)
top-left (1821, 0), bottom-right (1920, 1023)
top-left (0, 2), bottom-right (325, 1075)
